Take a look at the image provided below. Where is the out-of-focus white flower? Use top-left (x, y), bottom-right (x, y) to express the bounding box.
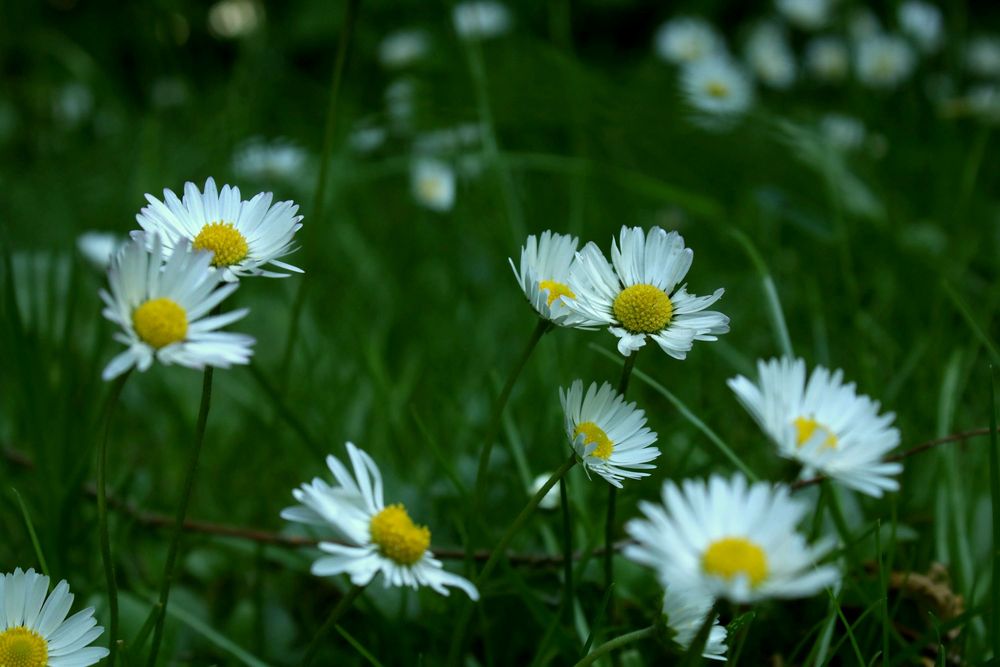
top-left (819, 113), bottom-right (867, 152)
top-left (967, 85), bottom-right (1000, 123)
top-left (53, 83), bottom-right (93, 127)
top-left (349, 122), bottom-right (387, 154)
top-left (414, 123), bottom-right (483, 154)
top-left (411, 159), bottom-right (455, 212)
top-left (453, 1), bottom-right (511, 40)
top-left (745, 22), bottom-right (796, 89)
top-left (805, 37), bottom-right (850, 82)
top-left (855, 34), bottom-right (916, 89)
top-left (966, 36), bottom-right (1000, 78)
top-left (898, 1), bottom-right (943, 53)
top-left (77, 231), bottom-right (122, 269)
top-left (208, 0), bottom-right (261, 39)
top-left (232, 138), bottom-right (307, 183)
top-left (385, 78), bottom-right (418, 132)
top-left (379, 29), bottom-right (430, 69)
top-left (530, 473), bottom-right (561, 510)
top-left (680, 56), bottom-right (754, 119)
top-left (776, 0), bottom-right (832, 30)
top-left (654, 18), bottom-right (724, 65)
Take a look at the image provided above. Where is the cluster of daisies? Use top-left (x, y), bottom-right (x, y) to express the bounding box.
top-left (503, 226), bottom-right (901, 658)
top-left (656, 0), bottom-right (1000, 136)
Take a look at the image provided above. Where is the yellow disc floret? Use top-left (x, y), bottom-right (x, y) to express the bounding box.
top-left (612, 284), bottom-right (674, 334)
top-left (132, 298), bottom-right (188, 349)
top-left (369, 504), bottom-right (431, 566)
top-left (193, 221), bottom-right (249, 268)
top-left (539, 280), bottom-right (575, 307)
top-left (574, 421), bottom-right (614, 460)
top-left (0, 626), bottom-right (48, 667)
top-left (706, 81), bottom-right (730, 98)
top-left (702, 537), bottom-right (768, 587)
top-left (793, 417), bottom-right (838, 449)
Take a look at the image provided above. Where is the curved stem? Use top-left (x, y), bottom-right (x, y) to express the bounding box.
top-left (472, 318), bottom-right (550, 510)
top-left (573, 626), bottom-right (655, 667)
top-left (146, 367), bottom-right (214, 667)
top-left (302, 584), bottom-right (365, 665)
top-left (97, 372), bottom-right (130, 667)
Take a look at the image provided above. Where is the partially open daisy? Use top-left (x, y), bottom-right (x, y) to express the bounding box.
top-left (661, 584), bottom-right (727, 661)
top-left (625, 474), bottom-right (840, 604)
top-left (509, 231), bottom-right (581, 325)
top-left (559, 380), bottom-right (659, 487)
top-left (281, 442), bottom-right (479, 599)
top-left (100, 234), bottom-right (254, 381)
top-left (135, 177), bottom-right (303, 281)
top-left (0, 567), bottom-right (109, 667)
top-left (680, 56), bottom-right (755, 120)
top-left (727, 357), bottom-right (902, 497)
top-left (566, 226), bottom-right (729, 358)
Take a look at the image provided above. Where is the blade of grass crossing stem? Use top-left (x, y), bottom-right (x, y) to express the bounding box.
top-left (591, 345), bottom-right (758, 480)
top-left (730, 229), bottom-right (794, 358)
top-left (10, 488), bottom-right (49, 575)
top-left (989, 366), bottom-right (999, 660)
top-left (943, 282), bottom-right (1000, 367)
top-left (826, 589), bottom-right (865, 666)
top-left (335, 624), bottom-right (385, 667)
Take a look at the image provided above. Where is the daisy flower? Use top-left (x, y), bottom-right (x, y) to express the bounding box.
top-left (745, 22), bottom-right (797, 89)
top-left (411, 158), bottom-right (456, 212)
top-left (231, 138), bottom-right (308, 184)
top-left (727, 357), bottom-right (902, 497)
top-left (898, 1), bottom-right (943, 53)
top-left (566, 226), bottom-right (729, 358)
top-left (281, 442), bottom-right (479, 599)
top-left (654, 18), bottom-right (723, 65)
top-left (854, 34), bottom-right (916, 90)
top-left (661, 584), bottom-right (727, 661)
top-left (680, 56), bottom-right (755, 119)
top-left (100, 234), bottom-right (254, 381)
top-left (452, 1), bottom-right (511, 40)
top-left (967, 36), bottom-right (1000, 78)
top-left (625, 475), bottom-right (840, 604)
top-left (559, 380), bottom-right (660, 488)
top-left (776, 0), bottom-right (832, 30)
top-left (0, 567), bottom-right (109, 667)
top-left (135, 177), bottom-right (303, 282)
top-left (378, 29), bottom-right (430, 69)
top-left (509, 231), bottom-right (581, 325)
top-left (805, 37), bottom-right (850, 82)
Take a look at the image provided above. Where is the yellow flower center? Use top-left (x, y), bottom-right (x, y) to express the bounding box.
top-left (793, 417), bottom-right (838, 449)
top-left (369, 504), bottom-right (431, 566)
top-left (612, 283), bottom-right (673, 334)
top-left (418, 177), bottom-right (445, 202)
top-left (706, 81), bottom-right (730, 98)
top-left (132, 298), bottom-right (188, 349)
top-left (702, 537), bottom-right (768, 587)
top-left (0, 626), bottom-right (48, 667)
top-left (539, 280), bottom-right (575, 307)
top-left (193, 221), bottom-right (249, 267)
top-left (574, 421), bottom-right (614, 460)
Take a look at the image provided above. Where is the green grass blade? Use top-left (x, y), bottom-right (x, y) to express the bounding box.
top-left (335, 624), bottom-right (386, 667)
top-left (989, 365), bottom-right (999, 659)
top-left (943, 282), bottom-right (1000, 367)
top-left (730, 228), bottom-right (794, 359)
top-left (10, 488), bottom-right (49, 575)
top-left (157, 598), bottom-right (270, 667)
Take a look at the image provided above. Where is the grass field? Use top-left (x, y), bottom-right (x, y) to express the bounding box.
top-left (2, 0), bottom-right (1000, 664)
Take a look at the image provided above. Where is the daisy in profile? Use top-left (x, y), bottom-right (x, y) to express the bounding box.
top-left (452, 1), bottom-right (511, 40)
top-left (661, 584), bottom-right (727, 660)
top-left (654, 18), bottom-right (723, 65)
top-left (966, 36), bottom-right (1000, 78)
top-left (560, 380), bottom-right (659, 487)
top-left (378, 29), bottom-right (430, 69)
top-left (898, 1), bottom-right (942, 53)
top-left (625, 475), bottom-right (840, 604)
top-left (281, 442), bottom-right (479, 599)
top-left (855, 34), bottom-right (916, 89)
top-left (0, 567), bottom-right (109, 667)
top-left (566, 226), bottom-right (729, 358)
top-left (100, 234), bottom-right (254, 381)
top-left (805, 37), bottom-right (850, 82)
top-left (776, 0), bottom-right (832, 30)
top-left (727, 357), bottom-right (902, 497)
top-left (411, 158), bottom-right (456, 212)
top-left (509, 231), bottom-right (580, 325)
top-left (135, 177), bottom-right (303, 282)
top-left (680, 56), bottom-right (754, 121)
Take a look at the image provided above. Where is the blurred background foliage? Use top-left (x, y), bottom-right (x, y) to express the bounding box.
top-left (2, 0), bottom-right (1000, 663)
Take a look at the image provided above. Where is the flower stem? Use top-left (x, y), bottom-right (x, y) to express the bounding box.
top-left (559, 476), bottom-right (573, 622)
top-left (97, 372), bottom-right (130, 667)
top-left (472, 318), bottom-right (550, 510)
top-left (605, 352), bottom-right (637, 593)
top-left (572, 626), bottom-right (655, 667)
top-left (146, 367), bottom-right (214, 667)
top-left (302, 584), bottom-right (365, 665)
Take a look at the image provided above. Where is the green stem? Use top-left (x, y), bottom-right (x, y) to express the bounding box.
top-left (617, 352), bottom-right (637, 395)
top-left (606, 352), bottom-right (637, 606)
top-left (146, 367), bottom-right (214, 667)
top-left (97, 372), bottom-right (130, 667)
top-left (472, 318), bottom-right (550, 509)
top-left (559, 477), bottom-right (573, 622)
top-left (302, 584), bottom-right (365, 665)
top-left (573, 626), bottom-right (655, 667)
